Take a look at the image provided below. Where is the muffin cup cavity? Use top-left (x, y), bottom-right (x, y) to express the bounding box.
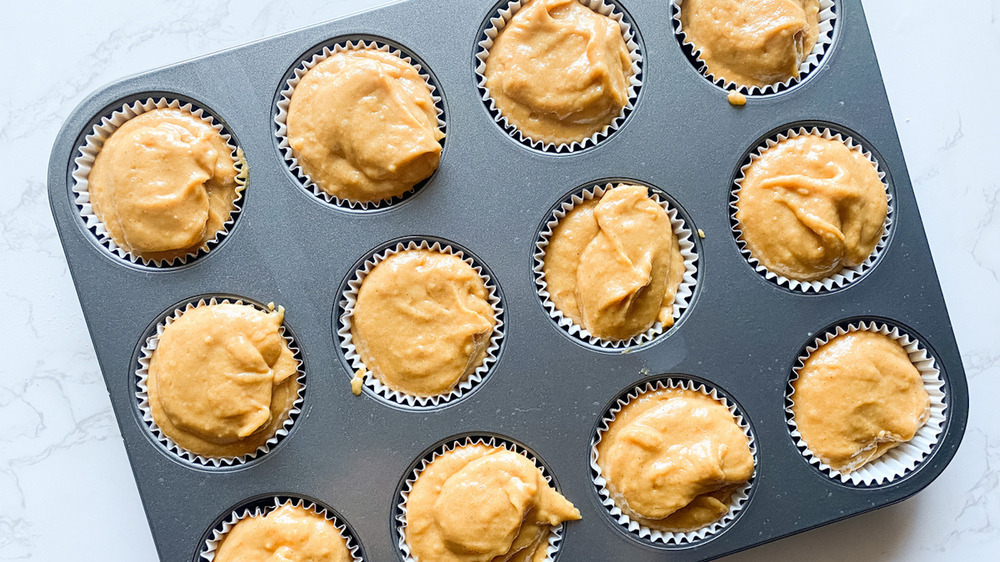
top-left (475, 0), bottom-right (643, 153)
top-left (786, 320), bottom-right (947, 486)
top-left (337, 239), bottom-right (505, 409)
top-left (275, 39), bottom-right (446, 210)
top-left (200, 496), bottom-right (363, 562)
top-left (731, 126), bottom-right (893, 293)
top-left (72, 97), bottom-right (247, 267)
top-left (672, 0), bottom-right (837, 95)
top-left (534, 182), bottom-right (699, 349)
top-left (591, 377), bottom-right (757, 545)
top-left (396, 435), bottom-right (567, 562)
top-left (135, 297), bottom-right (305, 468)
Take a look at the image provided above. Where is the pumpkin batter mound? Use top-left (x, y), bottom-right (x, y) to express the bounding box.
top-left (484, 0), bottom-right (633, 145)
top-left (88, 107), bottom-right (240, 262)
top-left (596, 388), bottom-right (754, 532)
top-left (543, 184), bottom-right (685, 341)
top-left (405, 443), bottom-right (581, 562)
top-left (147, 303), bottom-right (299, 458)
top-left (735, 134), bottom-right (887, 282)
top-left (215, 504), bottom-right (351, 562)
top-left (680, 0), bottom-right (821, 88)
top-left (792, 331), bottom-right (930, 473)
top-left (350, 249), bottom-right (496, 397)
top-left (286, 48), bottom-right (444, 203)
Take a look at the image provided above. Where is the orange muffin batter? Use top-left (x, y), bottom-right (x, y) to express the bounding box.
top-left (350, 250), bottom-right (496, 397)
top-left (405, 443), bottom-right (580, 561)
top-left (88, 107), bottom-right (241, 262)
top-left (680, 0), bottom-right (821, 88)
top-left (544, 185), bottom-right (685, 341)
top-left (287, 48), bottom-right (444, 203)
top-left (147, 303), bottom-right (298, 458)
top-left (736, 134), bottom-right (886, 282)
top-left (215, 504), bottom-right (351, 562)
top-left (792, 331), bottom-right (930, 473)
top-left (484, 0), bottom-right (632, 145)
top-left (596, 387), bottom-right (754, 532)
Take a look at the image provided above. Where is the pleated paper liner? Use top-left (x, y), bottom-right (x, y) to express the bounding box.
top-left (786, 319), bottom-right (948, 486)
top-left (475, 0), bottom-right (643, 153)
top-left (200, 495), bottom-right (363, 561)
top-left (135, 297), bottom-right (305, 468)
top-left (534, 181), bottom-right (699, 349)
top-left (591, 376), bottom-right (757, 545)
top-left (730, 126), bottom-right (894, 293)
top-left (72, 97), bottom-right (247, 267)
top-left (337, 239), bottom-right (505, 409)
top-left (672, 0), bottom-right (837, 95)
top-left (275, 38), bottom-right (446, 210)
top-left (396, 434), bottom-right (568, 562)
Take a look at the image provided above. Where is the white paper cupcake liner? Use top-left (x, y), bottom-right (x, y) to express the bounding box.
top-left (475, 0), bottom-right (643, 153)
top-left (786, 320), bottom-right (948, 486)
top-left (200, 496), bottom-right (363, 561)
top-left (731, 126), bottom-right (893, 293)
top-left (72, 97), bottom-right (247, 267)
top-left (135, 297), bottom-right (305, 467)
top-left (275, 39), bottom-right (446, 210)
top-left (672, 0), bottom-right (837, 95)
top-left (338, 240), bottom-right (505, 408)
top-left (396, 435), bottom-right (567, 562)
top-left (534, 182), bottom-right (699, 349)
top-left (591, 377), bottom-right (757, 545)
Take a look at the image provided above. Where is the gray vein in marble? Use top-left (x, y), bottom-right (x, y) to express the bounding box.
top-left (940, 115), bottom-right (965, 151)
top-left (932, 429), bottom-right (1000, 550)
top-left (969, 184), bottom-right (1000, 284)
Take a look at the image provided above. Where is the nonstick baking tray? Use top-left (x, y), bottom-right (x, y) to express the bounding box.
top-left (47, 0), bottom-right (969, 560)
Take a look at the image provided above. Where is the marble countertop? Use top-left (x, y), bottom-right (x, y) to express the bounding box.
top-left (2, 0), bottom-right (997, 560)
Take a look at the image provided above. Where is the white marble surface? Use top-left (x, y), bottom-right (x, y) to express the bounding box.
top-left (1, 0), bottom-right (997, 560)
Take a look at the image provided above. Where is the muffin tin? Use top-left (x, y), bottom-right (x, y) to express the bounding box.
top-left (46, 0), bottom-right (968, 560)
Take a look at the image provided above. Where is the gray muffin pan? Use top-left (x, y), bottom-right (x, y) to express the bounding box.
top-left (47, 0), bottom-right (969, 560)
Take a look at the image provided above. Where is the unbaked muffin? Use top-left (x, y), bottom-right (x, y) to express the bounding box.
top-left (543, 184), bottom-right (685, 341)
top-left (735, 133), bottom-right (887, 282)
top-left (215, 504), bottom-right (351, 562)
top-left (679, 0), bottom-right (821, 88)
top-left (350, 249), bottom-right (496, 398)
top-left (792, 330), bottom-right (930, 473)
top-left (87, 107), bottom-right (241, 263)
top-left (286, 47), bottom-right (444, 203)
top-left (483, 0), bottom-right (633, 146)
top-left (404, 443), bottom-right (580, 561)
top-left (596, 386), bottom-right (754, 533)
top-left (146, 302), bottom-right (299, 458)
